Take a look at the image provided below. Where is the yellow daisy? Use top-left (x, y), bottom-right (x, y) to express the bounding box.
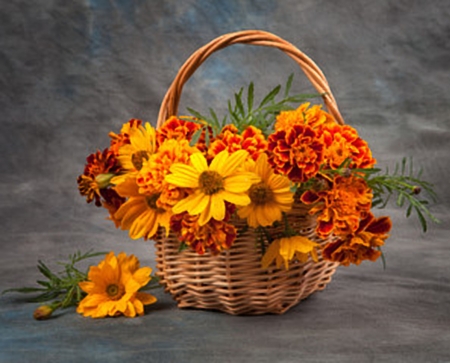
top-left (113, 122), bottom-right (157, 185)
top-left (165, 149), bottom-right (260, 226)
top-left (262, 236), bottom-right (319, 270)
top-left (77, 251), bottom-right (157, 318)
top-left (237, 153), bottom-right (294, 228)
top-left (114, 177), bottom-right (171, 239)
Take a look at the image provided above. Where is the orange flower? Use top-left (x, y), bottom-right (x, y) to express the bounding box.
top-left (208, 125), bottom-right (267, 161)
top-left (114, 178), bottom-right (172, 239)
top-left (267, 124), bottom-right (325, 183)
top-left (156, 116), bottom-right (202, 145)
top-left (322, 213), bottom-right (392, 266)
top-left (77, 149), bottom-right (120, 206)
top-left (77, 251), bottom-right (157, 318)
top-left (274, 103), bottom-right (334, 131)
top-left (137, 139), bottom-right (200, 209)
top-left (109, 119), bottom-right (143, 156)
top-left (321, 124), bottom-right (376, 170)
top-left (170, 206), bottom-right (237, 255)
top-left (301, 175), bottom-right (373, 237)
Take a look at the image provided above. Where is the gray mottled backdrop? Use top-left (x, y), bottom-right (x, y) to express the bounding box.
top-left (1, 1), bottom-right (449, 362)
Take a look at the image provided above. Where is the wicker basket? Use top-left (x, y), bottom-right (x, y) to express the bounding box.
top-left (154, 30), bottom-right (343, 315)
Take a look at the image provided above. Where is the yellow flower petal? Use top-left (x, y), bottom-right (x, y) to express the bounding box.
top-left (261, 239), bottom-right (281, 269)
top-left (223, 173), bottom-right (260, 193)
top-left (220, 190), bottom-right (251, 206)
top-left (166, 164), bottom-right (199, 188)
top-left (172, 192), bottom-right (208, 215)
top-left (190, 152), bottom-right (208, 173)
top-left (217, 149), bottom-right (249, 177)
top-left (210, 193), bottom-right (226, 221)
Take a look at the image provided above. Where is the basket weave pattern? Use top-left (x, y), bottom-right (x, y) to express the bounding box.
top-left (154, 30), bottom-right (343, 315)
top-left (155, 203), bottom-right (338, 315)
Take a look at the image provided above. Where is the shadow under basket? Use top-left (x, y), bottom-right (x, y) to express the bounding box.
top-left (154, 203), bottom-right (339, 315)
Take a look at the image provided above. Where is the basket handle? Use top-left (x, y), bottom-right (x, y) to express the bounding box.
top-left (157, 30), bottom-right (345, 128)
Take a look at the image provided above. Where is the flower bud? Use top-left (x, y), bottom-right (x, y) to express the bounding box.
top-left (95, 173), bottom-right (114, 189)
top-left (33, 305), bottom-right (54, 320)
top-left (412, 186), bottom-right (421, 195)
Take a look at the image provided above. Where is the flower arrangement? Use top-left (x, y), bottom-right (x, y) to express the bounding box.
top-left (4, 31), bottom-right (438, 318)
top-left (78, 76), bottom-right (437, 269)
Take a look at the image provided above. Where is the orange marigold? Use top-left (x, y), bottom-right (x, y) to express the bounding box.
top-left (321, 124), bottom-right (376, 170)
top-left (267, 124), bottom-right (325, 183)
top-left (208, 125), bottom-right (267, 161)
top-left (322, 213), bottom-right (392, 266)
top-left (170, 203), bottom-right (236, 255)
top-left (109, 119), bottom-right (143, 156)
top-left (274, 103), bottom-right (334, 131)
top-left (301, 175), bottom-right (373, 238)
top-left (136, 139), bottom-right (199, 209)
top-left (156, 116), bottom-right (202, 145)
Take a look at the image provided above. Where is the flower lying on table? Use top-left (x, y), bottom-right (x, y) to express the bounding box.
top-left (3, 251), bottom-right (158, 320)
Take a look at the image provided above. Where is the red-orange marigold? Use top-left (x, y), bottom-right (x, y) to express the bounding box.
top-left (156, 116), bottom-right (201, 145)
top-left (267, 124), bottom-right (324, 183)
top-left (208, 125), bottom-right (267, 161)
top-left (321, 124), bottom-right (376, 170)
top-left (301, 175), bottom-right (373, 238)
top-left (170, 208), bottom-right (237, 255)
top-left (322, 213), bottom-right (392, 266)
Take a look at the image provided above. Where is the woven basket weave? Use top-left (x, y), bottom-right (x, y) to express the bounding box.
top-left (154, 30), bottom-right (343, 315)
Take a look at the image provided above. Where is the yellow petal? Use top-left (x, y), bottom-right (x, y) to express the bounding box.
top-left (209, 149), bottom-right (229, 172)
top-left (261, 240), bottom-right (281, 269)
top-left (218, 149), bottom-right (249, 177)
top-left (255, 153), bottom-right (271, 181)
top-left (223, 173), bottom-right (259, 193)
top-left (136, 292), bottom-right (157, 305)
top-left (210, 193), bottom-right (225, 221)
top-left (114, 177), bottom-right (140, 197)
top-left (172, 192), bottom-right (207, 214)
top-left (220, 190), bottom-right (251, 206)
top-left (190, 152), bottom-right (208, 173)
top-left (198, 200), bottom-right (213, 226)
top-left (165, 164), bottom-right (199, 188)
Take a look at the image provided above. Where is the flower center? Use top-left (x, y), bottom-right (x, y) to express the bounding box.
top-left (249, 182), bottom-right (274, 205)
top-left (106, 284), bottom-right (123, 299)
top-left (146, 193), bottom-right (166, 213)
top-left (198, 171), bottom-right (224, 195)
top-left (131, 150), bottom-right (149, 170)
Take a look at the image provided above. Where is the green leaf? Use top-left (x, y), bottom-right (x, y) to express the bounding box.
top-left (415, 207), bottom-right (427, 233)
top-left (235, 91), bottom-right (245, 118)
top-left (284, 73), bottom-right (294, 98)
top-left (406, 204), bottom-right (413, 217)
top-left (2, 287), bottom-right (47, 295)
top-left (189, 128), bottom-right (203, 147)
top-left (247, 82), bottom-right (254, 113)
top-left (259, 85), bottom-right (281, 108)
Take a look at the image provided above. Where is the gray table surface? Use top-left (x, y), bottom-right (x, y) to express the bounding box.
top-left (1, 1), bottom-right (449, 362)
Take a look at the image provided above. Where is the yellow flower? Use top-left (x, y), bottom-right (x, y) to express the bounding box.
top-left (77, 251), bottom-right (157, 318)
top-left (237, 153), bottom-right (294, 228)
top-left (113, 122), bottom-right (157, 185)
top-left (165, 150), bottom-right (260, 226)
top-left (114, 178), bottom-right (172, 239)
top-left (262, 236), bottom-right (319, 270)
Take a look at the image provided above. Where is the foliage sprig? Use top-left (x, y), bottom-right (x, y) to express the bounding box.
top-left (2, 250), bottom-right (107, 312)
top-left (186, 74), bottom-right (322, 141)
